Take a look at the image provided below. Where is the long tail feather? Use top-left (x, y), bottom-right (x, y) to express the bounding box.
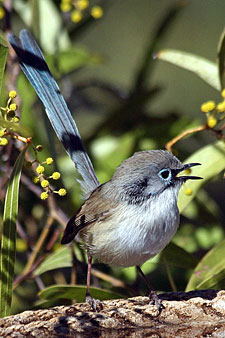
top-left (9, 29), bottom-right (99, 194)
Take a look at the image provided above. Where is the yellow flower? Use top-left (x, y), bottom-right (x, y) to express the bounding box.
top-left (0, 129), bottom-right (5, 137)
top-left (36, 165), bottom-right (45, 174)
top-left (77, 0), bottom-right (89, 10)
top-left (0, 7), bottom-right (5, 20)
top-left (52, 172), bottom-right (61, 180)
top-left (46, 157), bottom-right (54, 165)
top-left (58, 188), bottom-right (67, 196)
top-left (9, 103), bottom-right (17, 111)
top-left (0, 137), bottom-right (8, 146)
top-left (71, 9), bottom-right (82, 22)
top-left (221, 89), bottom-right (225, 98)
top-left (41, 191), bottom-right (49, 200)
top-left (91, 6), bottom-right (103, 19)
top-left (41, 180), bottom-right (49, 188)
top-left (207, 116), bottom-right (217, 128)
top-left (9, 90), bottom-right (17, 98)
top-left (201, 101), bottom-right (216, 113)
top-left (33, 177), bottom-right (40, 184)
top-left (184, 168), bottom-right (191, 175)
top-left (185, 188), bottom-right (192, 196)
top-left (13, 116), bottom-right (20, 123)
top-left (60, 2), bottom-right (72, 12)
top-left (16, 238), bottom-right (28, 252)
top-left (216, 101), bottom-right (225, 112)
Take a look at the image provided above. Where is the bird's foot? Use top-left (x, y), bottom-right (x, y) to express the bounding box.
top-left (85, 295), bottom-right (103, 312)
top-left (148, 290), bottom-right (164, 316)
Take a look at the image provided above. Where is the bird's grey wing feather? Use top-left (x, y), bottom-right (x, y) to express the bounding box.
top-left (61, 185), bottom-right (116, 244)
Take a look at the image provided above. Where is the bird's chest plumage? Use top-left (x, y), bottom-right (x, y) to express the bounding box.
top-left (82, 187), bottom-right (180, 267)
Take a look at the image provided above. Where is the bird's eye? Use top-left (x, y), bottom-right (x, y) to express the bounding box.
top-left (159, 168), bottom-right (171, 180)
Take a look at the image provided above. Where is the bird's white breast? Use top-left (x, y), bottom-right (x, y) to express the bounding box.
top-left (83, 186), bottom-right (180, 267)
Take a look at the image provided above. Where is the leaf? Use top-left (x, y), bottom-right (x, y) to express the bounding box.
top-left (0, 117), bottom-right (31, 137)
top-left (186, 238), bottom-right (225, 291)
top-left (34, 247), bottom-right (72, 276)
top-left (161, 242), bottom-right (197, 269)
top-left (0, 38), bottom-right (8, 96)
top-left (0, 147), bottom-right (27, 317)
top-left (217, 27), bottom-right (225, 90)
top-left (156, 49), bottom-right (220, 91)
top-left (178, 140), bottom-right (225, 213)
top-left (34, 245), bottom-right (84, 276)
top-left (14, 0), bottom-right (70, 53)
top-left (39, 285), bottom-right (123, 302)
top-left (46, 47), bottom-right (102, 76)
top-left (31, 0), bottom-right (40, 39)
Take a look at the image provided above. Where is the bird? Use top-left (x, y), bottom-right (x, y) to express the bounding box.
top-left (61, 150), bottom-right (202, 309)
top-left (9, 30), bottom-right (202, 311)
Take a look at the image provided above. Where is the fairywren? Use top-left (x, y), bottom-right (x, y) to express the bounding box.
top-left (62, 150), bottom-right (202, 307)
top-left (8, 30), bottom-right (202, 310)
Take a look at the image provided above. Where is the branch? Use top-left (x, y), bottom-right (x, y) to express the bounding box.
top-left (0, 290), bottom-right (225, 337)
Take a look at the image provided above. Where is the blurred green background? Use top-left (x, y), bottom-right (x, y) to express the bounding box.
top-left (0, 0), bottom-right (224, 314)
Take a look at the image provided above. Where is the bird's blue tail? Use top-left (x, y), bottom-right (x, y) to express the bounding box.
top-left (9, 29), bottom-right (99, 194)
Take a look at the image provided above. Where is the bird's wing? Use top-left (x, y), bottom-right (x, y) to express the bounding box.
top-left (61, 185), bottom-right (116, 244)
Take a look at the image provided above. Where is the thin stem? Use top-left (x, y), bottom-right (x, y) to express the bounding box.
top-left (166, 124), bottom-right (207, 152)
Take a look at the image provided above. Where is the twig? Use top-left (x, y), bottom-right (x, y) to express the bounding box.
top-left (166, 124), bottom-right (207, 152)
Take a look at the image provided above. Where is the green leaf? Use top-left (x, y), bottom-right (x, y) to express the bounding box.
top-left (46, 47), bottom-right (102, 77)
top-left (34, 247), bottom-right (72, 276)
top-left (31, 0), bottom-right (40, 39)
top-left (39, 285), bottom-right (123, 302)
top-left (178, 141), bottom-right (225, 213)
top-left (34, 245), bottom-right (84, 276)
top-left (186, 238), bottom-right (225, 291)
top-left (217, 27), bottom-right (225, 90)
top-left (0, 117), bottom-right (31, 137)
top-left (0, 146), bottom-right (27, 317)
top-left (0, 38), bottom-right (8, 96)
top-left (156, 49), bottom-right (220, 90)
top-left (161, 242), bottom-right (197, 269)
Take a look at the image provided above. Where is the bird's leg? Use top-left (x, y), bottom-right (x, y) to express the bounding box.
top-left (136, 266), bottom-right (163, 314)
top-left (85, 254), bottom-right (103, 311)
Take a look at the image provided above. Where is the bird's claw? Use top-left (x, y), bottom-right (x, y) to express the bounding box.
top-left (148, 290), bottom-right (164, 316)
top-left (86, 295), bottom-right (103, 312)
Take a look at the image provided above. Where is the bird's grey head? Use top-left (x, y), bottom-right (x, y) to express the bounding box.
top-left (110, 150), bottom-right (202, 205)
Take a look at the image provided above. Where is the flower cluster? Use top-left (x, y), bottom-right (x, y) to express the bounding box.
top-left (201, 89), bottom-right (225, 128)
top-left (0, 91), bottom-right (20, 146)
top-left (30, 154), bottom-right (67, 200)
top-left (60, 0), bottom-right (103, 23)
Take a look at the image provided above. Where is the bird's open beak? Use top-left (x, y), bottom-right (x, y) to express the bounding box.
top-left (174, 163), bottom-right (203, 180)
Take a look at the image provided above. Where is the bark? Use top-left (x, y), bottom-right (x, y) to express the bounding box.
top-left (0, 289), bottom-right (225, 337)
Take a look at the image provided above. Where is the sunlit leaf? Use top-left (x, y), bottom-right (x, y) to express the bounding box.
top-left (217, 27), bottom-right (225, 90)
top-left (178, 141), bottom-right (225, 213)
top-left (0, 147), bottom-right (27, 317)
top-left (156, 49), bottom-right (220, 90)
top-left (39, 285), bottom-right (123, 302)
top-left (186, 238), bottom-right (225, 291)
